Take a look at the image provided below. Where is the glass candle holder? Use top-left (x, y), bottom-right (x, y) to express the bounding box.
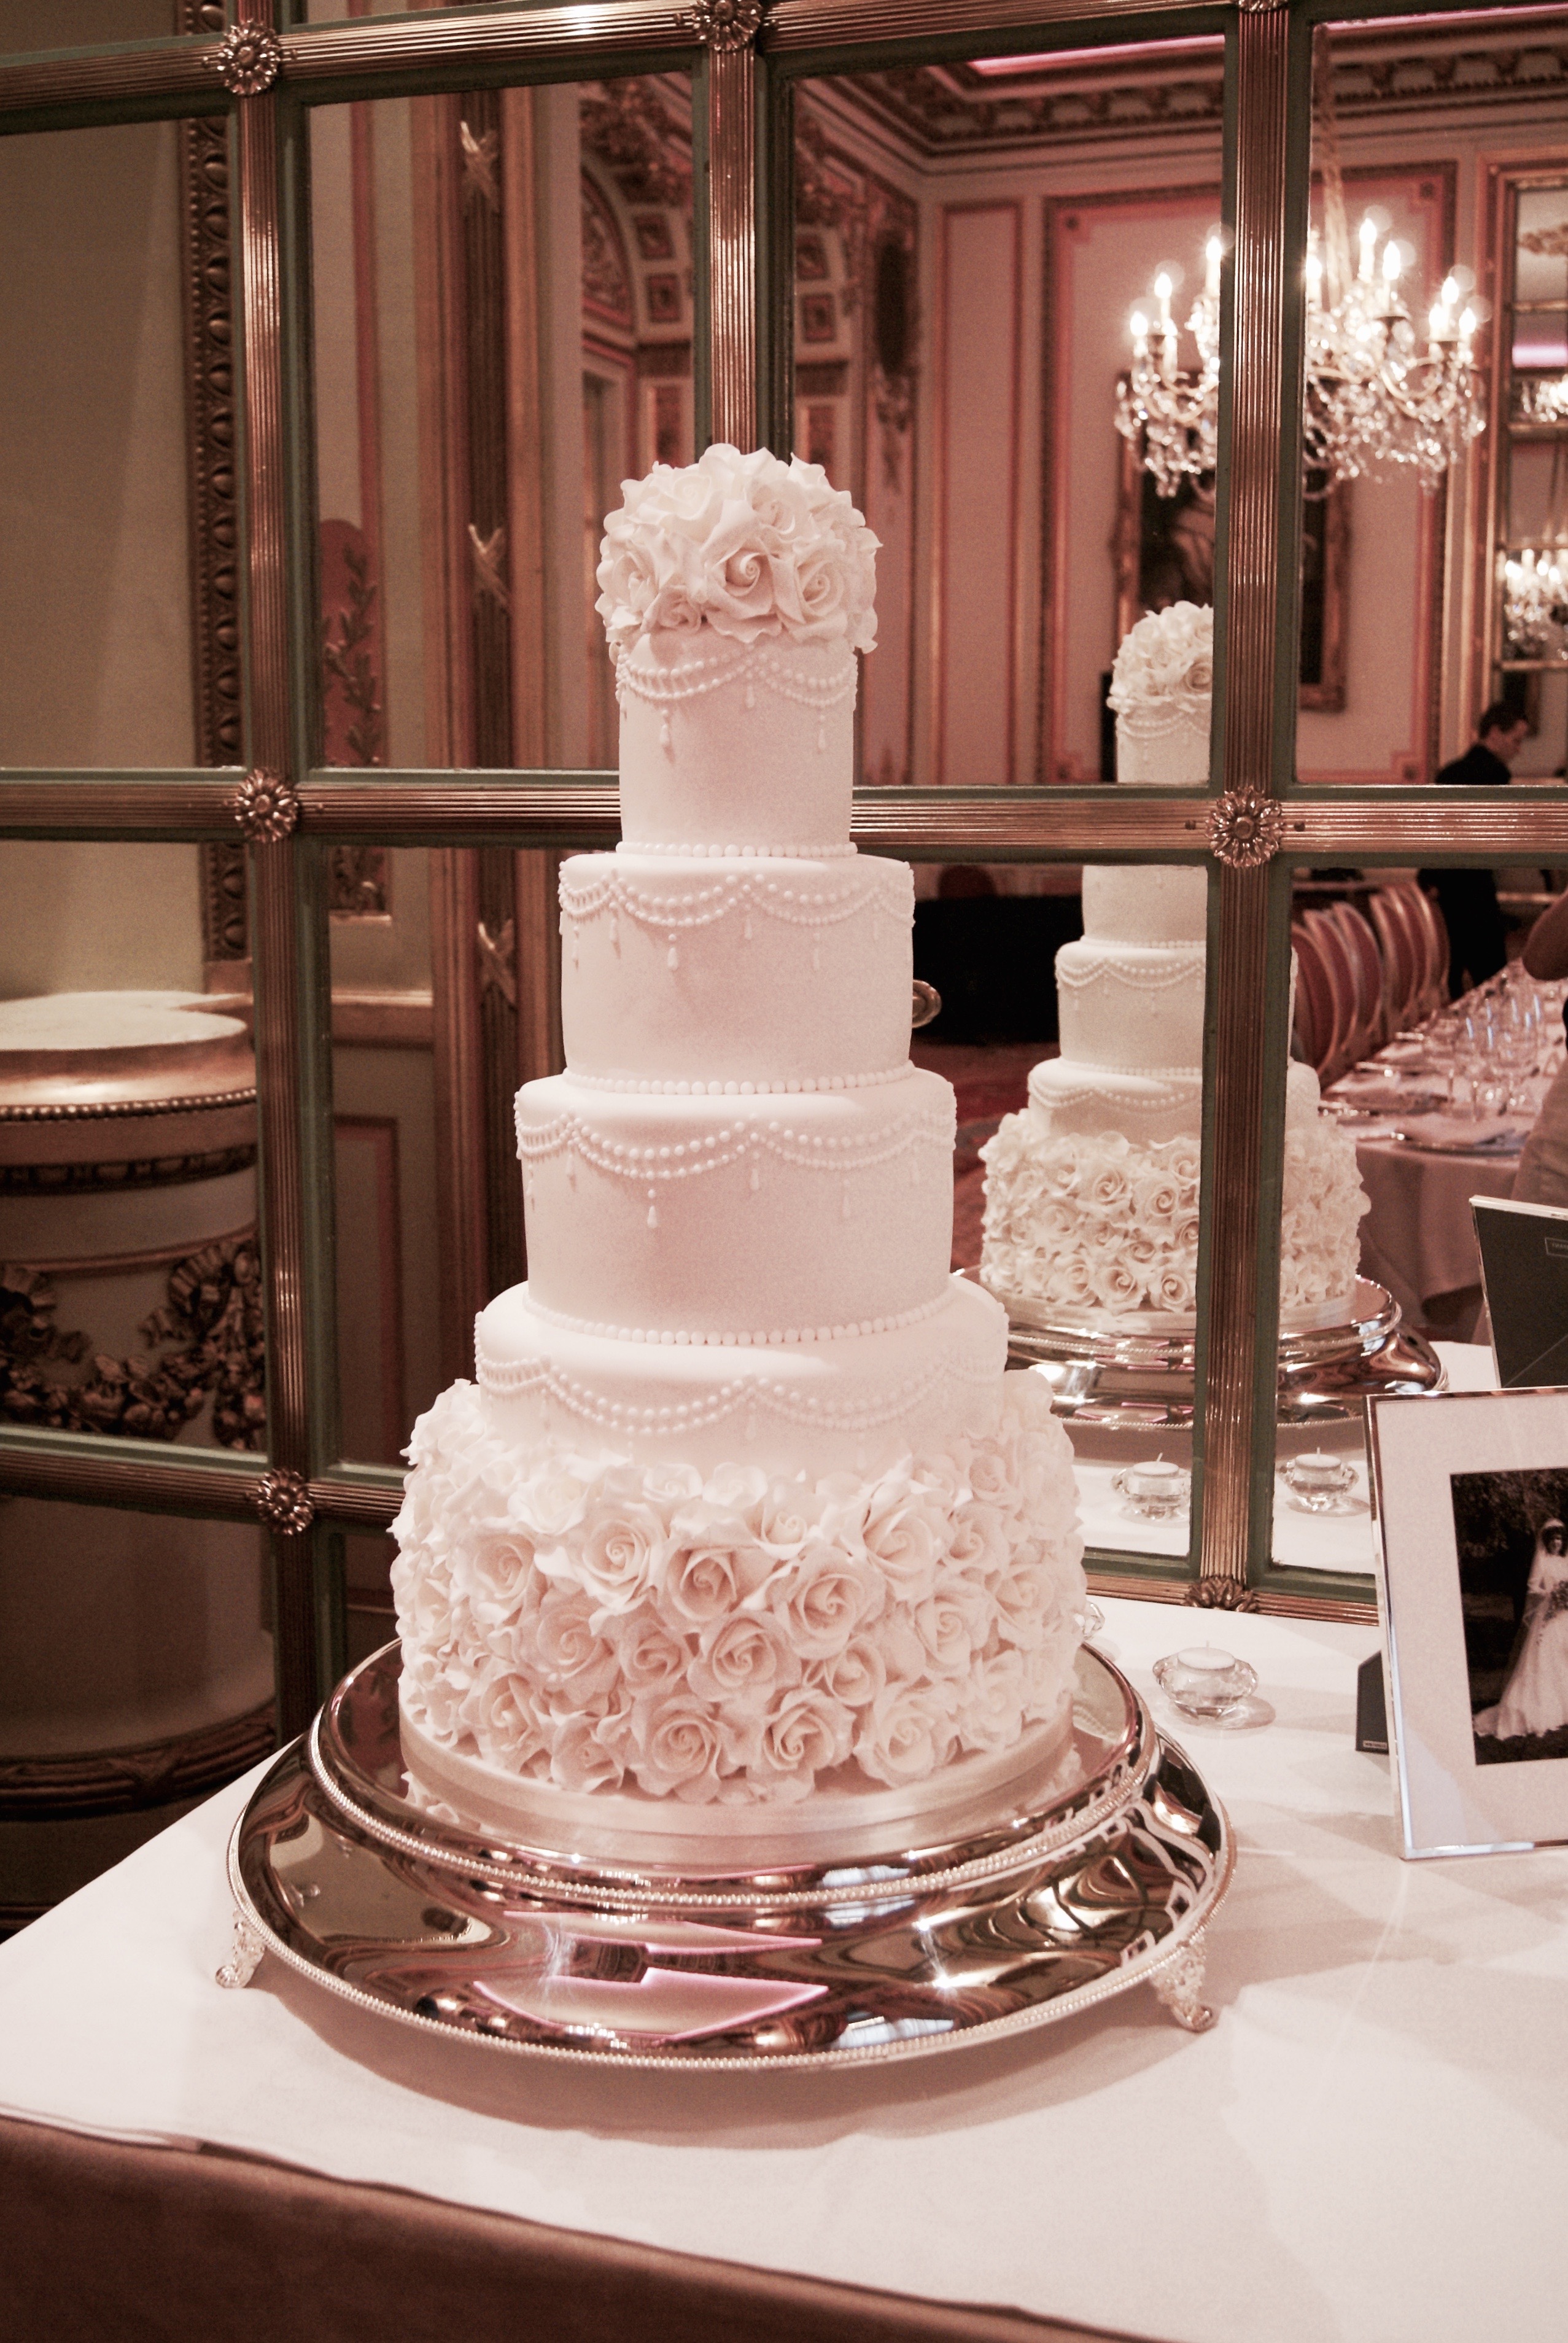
top-left (1111, 1458), bottom-right (1191, 1518)
top-left (1277, 1451), bottom-right (1357, 1513)
top-left (1152, 1646), bottom-right (1259, 1720)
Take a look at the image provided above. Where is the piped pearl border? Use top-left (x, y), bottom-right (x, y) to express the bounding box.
top-left (524, 1288), bottom-right (950, 1348)
top-left (616, 637), bottom-right (856, 715)
top-left (1056, 949), bottom-right (1205, 993)
top-left (559, 863), bottom-right (910, 944)
top-left (618, 841), bottom-right (857, 860)
top-left (569, 1067), bottom-right (910, 1095)
top-left (475, 1332), bottom-right (999, 1437)
top-left (514, 1101), bottom-right (955, 1183)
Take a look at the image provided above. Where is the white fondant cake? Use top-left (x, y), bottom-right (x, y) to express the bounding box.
top-left (392, 446), bottom-right (1085, 1832)
top-left (981, 604), bottom-right (1367, 1331)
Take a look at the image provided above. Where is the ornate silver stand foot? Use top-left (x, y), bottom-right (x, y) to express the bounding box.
top-left (1151, 1933), bottom-right (1216, 2032)
top-left (215, 1908), bottom-right (265, 1989)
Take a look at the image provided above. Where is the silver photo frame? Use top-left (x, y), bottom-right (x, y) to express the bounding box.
top-left (1369, 1387), bottom-right (1568, 1860)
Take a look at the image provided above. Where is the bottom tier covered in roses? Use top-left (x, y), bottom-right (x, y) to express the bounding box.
top-left (390, 1345), bottom-right (1086, 1822)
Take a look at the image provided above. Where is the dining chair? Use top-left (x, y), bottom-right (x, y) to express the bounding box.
top-left (1325, 899), bottom-right (1386, 1060)
top-left (1404, 885), bottom-right (1451, 1017)
top-left (1290, 917), bottom-right (1342, 1080)
top-left (1367, 888), bottom-right (1421, 1035)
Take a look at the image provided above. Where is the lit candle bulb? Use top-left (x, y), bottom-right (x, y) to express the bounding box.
top-left (1359, 215), bottom-right (1378, 281)
top-left (1459, 304), bottom-right (1476, 354)
top-left (1442, 274), bottom-right (1459, 309)
top-left (1130, 308), bottom-right (1149, 357)
top-left (1205, 234), bottom-right (1222, 300)
top-left (1382, 239), bottom-right (1402, 286)
top-left (1154, 270), bottom-right (1174, 330)
top-left (1154, 271), bottom-right (1176, 383)
top-left (1429, 300), bottom-right (1448, 356)
top-left (1306, 248), bottom-right (1323, 309)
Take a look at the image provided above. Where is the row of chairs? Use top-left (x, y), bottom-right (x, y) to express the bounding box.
top-left (1292, 885), bottom-right (1449, 1087)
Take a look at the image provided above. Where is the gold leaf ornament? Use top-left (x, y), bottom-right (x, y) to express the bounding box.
top-left (689, 0), bottom-right (764, 50)
top-left (256, 1467), bottom-right (314, 1535)
top-left (234, 769), bottom-right (300, 844)
top-left (215, 22), bottom-right (282, 96)
top-left (1206, 791), bottom-right (1286, 869)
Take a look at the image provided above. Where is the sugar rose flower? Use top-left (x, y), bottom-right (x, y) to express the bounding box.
top-left (464, 1529), bottom-right (536, 1617)
top-left (548, 1482), bottom-right (670, 1619)
top-left (1109, 600), bottom-right (1214, 711)
top-left (661, 1536), bottom-right (775, 1627)
top-left (545, 1711), bottom-right (624, 1795)
top-left (608, 1604), bottom-right (689, 1692)
top-left (752, 1685), bottom-right (853, 1792)
top-left (688, 1611), bottom-right (801, 1704)
top-left (855, 1681), bottom-right (958, 1789)
top-left (914, 1590), bottom-right (984, 1679)
top-left (810, 1634), bottom-right (887, 1709)
top-left (767, 1544), bottom-right (881, 1659)
top-left (596, 445), bottom-right (878, 658)
top-left (943, 1502), bottom-right (1010, 1585)
top-left (862, 1482), bottom-right (945, 1604)
top-left (529, 1590), bottom-right (620, 1703)
top-left (626, 1688), bottom-right (726, 1800)
top-left (960, 1647), bottom-right (1028, 1754)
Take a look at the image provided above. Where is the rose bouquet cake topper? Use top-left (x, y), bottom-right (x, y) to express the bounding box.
top-left (595, 442), bottom-right (880, 659)
top-left (1107, 599), bottom-right (1214, 718)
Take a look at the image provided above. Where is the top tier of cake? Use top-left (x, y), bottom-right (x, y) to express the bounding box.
top-left (616, 634), bottom-right (857, 851)
top-left (596, 442), bottom-right (877, 853)
top-left (1106, 599), bottom-right (1213, 790)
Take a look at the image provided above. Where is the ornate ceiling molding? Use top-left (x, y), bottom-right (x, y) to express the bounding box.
top-left (831, 29), bottom-right (1568, 161)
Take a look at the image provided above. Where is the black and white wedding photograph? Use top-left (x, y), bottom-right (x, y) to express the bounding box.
top-left (1453, 1467), bottom-right (1568, 1763)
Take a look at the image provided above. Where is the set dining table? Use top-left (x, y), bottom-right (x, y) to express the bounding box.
top-left (1322, 975), bottom-right (1566, 1327)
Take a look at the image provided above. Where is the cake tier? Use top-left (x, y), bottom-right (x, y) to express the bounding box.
top-left (1027, 1057), bottom-right (1203, 1146)
top-left (1055, 938), bottom-right (1206, 1074)
top-left (618, 632), bottom-right (856, 851)
top-left (558, 850), bottom-right (914, 1087)
top-left (982, 1073), bottom-right (1365, 1327)
top-left (1026, 1052), bottom-right (1323, 1147)
top-left (1081, 863), bottom-right (1206, 946)
top-left (516, 1068), bottom-right (955, 1337)
top-left (392, 1358), bottom-right (1086, 1810)
top-left (520, 1073), bottom-right (947, 1350)
top-left (1114, 701), bottom-right (1210, 788)
top-left (474, 1272), bottom-right (1007, 1475)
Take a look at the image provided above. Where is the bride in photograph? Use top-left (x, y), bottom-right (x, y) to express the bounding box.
top-left (1475, 1518), bottom-right (1568, 1743)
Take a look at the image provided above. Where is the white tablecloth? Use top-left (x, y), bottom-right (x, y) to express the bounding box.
top-left (1354, 1129), bottom-right (1517, 1321)
top-left (5, 1595), bottom-right (1568, 2343)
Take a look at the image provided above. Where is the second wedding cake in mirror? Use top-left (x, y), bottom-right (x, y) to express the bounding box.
top-left (980, 602), bottom-right (1367, 1332)
top-left (391, 446), bottom-right (1085, 1859)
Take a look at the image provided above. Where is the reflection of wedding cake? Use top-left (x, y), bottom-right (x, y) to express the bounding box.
top-left (981, 603), bottom-right (1366, 1331)
top-left (392, 446), bottom-right (1085, 1846)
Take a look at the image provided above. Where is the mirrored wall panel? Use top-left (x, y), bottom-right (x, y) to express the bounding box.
top-left (1, 842), bottom-right (260, 1455)
top-left (0, 0), bottom-right (187, 54)
top-left (794, 39), bottom-right (1226, 795)
top-left (327, 844), bottom-right (443, 1468)
top-left (0, 119), bottom-right (198, 767)
top-left (1297, 12), bottom-right (1568, 790)
top-left (307, 72), bottom-right (696, 774)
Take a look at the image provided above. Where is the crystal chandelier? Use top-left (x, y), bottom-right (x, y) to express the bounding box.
top-left (1117, 33), bottom-right (1486, 499)
top-left (1116, 239), bottom-right (1222, 498)
top-left (1502, 438), bottom-right (1568, 663)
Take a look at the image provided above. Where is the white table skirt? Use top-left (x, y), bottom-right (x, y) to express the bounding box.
top-left (4, 1593), bottom-right (1568, 2343)
top-left (1354, 1133), bottom-right (1516, 1321)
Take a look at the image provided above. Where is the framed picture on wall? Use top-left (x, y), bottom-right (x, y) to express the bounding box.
top-left (1113, 412), bottom-right (1349, 712)
top-left (1370, 1386), bottom-right (1568, 1859)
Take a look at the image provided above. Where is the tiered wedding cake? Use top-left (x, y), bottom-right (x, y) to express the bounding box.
top-left (981, 603), bottom-right (1366, 1329)
top-left (392, 446), bottom-right (1084, 1845)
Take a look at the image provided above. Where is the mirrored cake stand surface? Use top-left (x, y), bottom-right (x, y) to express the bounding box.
top-left (1001, 1276), bottom-right (1443, 1430)
top-left (219, 1642), bottom-right (1233, 2070)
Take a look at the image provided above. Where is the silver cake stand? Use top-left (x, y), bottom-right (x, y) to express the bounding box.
top-left (1001, 1277), bottom-right (1443, 1431)
top-left (217, 1642), bottom-right (1233, 2070)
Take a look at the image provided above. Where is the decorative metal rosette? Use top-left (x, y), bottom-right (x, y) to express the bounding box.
top-left (215, 21), bottom-right (282, 96)
top-left (688, 0), bottom-right (764, 50)
top-left (1206, 790), bottom-right (1286, 869)
top-left (255, 1467), bottom-right (315, 1536)
top-left (234, 768), bottom-right (300, 844)
top-left (1186, 1576), bottom-right (1262, 1612)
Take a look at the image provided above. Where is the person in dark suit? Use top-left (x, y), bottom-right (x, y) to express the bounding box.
top-left (1418, 703), bottom-right (1531, 998)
